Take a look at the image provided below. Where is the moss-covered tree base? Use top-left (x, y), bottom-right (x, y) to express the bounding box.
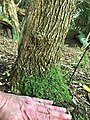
top-left (18, 64), bottom-right (72, 105)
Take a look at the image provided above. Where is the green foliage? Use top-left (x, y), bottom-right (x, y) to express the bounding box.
top-left (78, 31), bottom-right (89, 47)
top-left (0, 16), bottom-right (12, 27)
top-left (0, 15), bottom-right (20, 41)
top-left (15, 0), bottom-right (30, 9)
top-left (71, 0), bottom-right (90, 34)
top-left (73, 114), bottom-right (86, 120)
top-left (73, 103), bottom-right (88, 120)
top-left (19, 65), bottom-right (72, 104)
top-left (67, 0), bottom-right (90, 42)
top-left (12, 24), bottom-right (20, 41)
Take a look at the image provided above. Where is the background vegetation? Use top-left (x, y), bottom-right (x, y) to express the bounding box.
top-left (0, 0), bottom-right (90, 120)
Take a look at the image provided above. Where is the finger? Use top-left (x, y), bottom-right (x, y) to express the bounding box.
top-left (37, 112), bottom-right (63, 120)
top-left (21, 106), bottom-right (31, 120)
top-left (33, 97), bottom-right (53, 105)
top-left (23, 104), bottom-right (38, 120)
top-left (44, 104), bottom-right (66, 112)
top-left (37, 104), bottom-right (66, 113)
top-left (37, 105), bottom-right (66, 114)
top-left (23, 96), bottom-right (37, 107)
top-left (37, 105), bottom-right (72, 119)
top-left (21, 96), bottom-right (33, 104)
top-left (22, 106), bottom-right (62, 120)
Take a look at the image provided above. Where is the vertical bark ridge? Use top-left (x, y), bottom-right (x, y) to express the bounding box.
top-left (17, 0), bottom-right (77, 73)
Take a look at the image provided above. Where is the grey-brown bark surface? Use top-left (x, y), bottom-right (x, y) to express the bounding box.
top-left (11, 0), bottom-right (77, 92)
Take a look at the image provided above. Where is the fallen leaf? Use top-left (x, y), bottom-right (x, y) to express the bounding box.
top-left (83, 85), bottom-right (90, 93)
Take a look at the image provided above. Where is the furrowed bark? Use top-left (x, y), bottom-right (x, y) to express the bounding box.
top-left (11, 0), bottom-right (77, 92)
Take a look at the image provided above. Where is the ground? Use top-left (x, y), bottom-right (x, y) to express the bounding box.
top-left (0, 35), bottom-right (90, 119)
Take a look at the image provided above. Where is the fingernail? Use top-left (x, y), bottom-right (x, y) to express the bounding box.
top-left (60, 108), bottom-right (66, 112)
top-left (64, 114), bottom-right (72, 120)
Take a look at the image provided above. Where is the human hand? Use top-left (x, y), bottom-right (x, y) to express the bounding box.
top-left (0, 92), bottom-right (72, 120)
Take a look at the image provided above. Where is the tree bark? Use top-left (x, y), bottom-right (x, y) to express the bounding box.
top-left (11, 0), bottom-right (77, 92)
top-left (1, 0), bottom-right (20, 38)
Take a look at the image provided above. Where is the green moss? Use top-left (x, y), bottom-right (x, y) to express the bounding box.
top-left (19, 65), bottom-right (72, 105)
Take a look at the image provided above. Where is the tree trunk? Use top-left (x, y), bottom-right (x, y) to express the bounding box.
top-left (1, 0), bottom-right (20, 39)
top-left (11, 0), bottom-right (77, 92)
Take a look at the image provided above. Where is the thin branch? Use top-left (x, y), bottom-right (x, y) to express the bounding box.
top-left (86, 32), bottom-right (90, 41)
top-left (16, 0), bottom-right (22, 6)
top-left (70, 32), bottom-right (90, 81)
